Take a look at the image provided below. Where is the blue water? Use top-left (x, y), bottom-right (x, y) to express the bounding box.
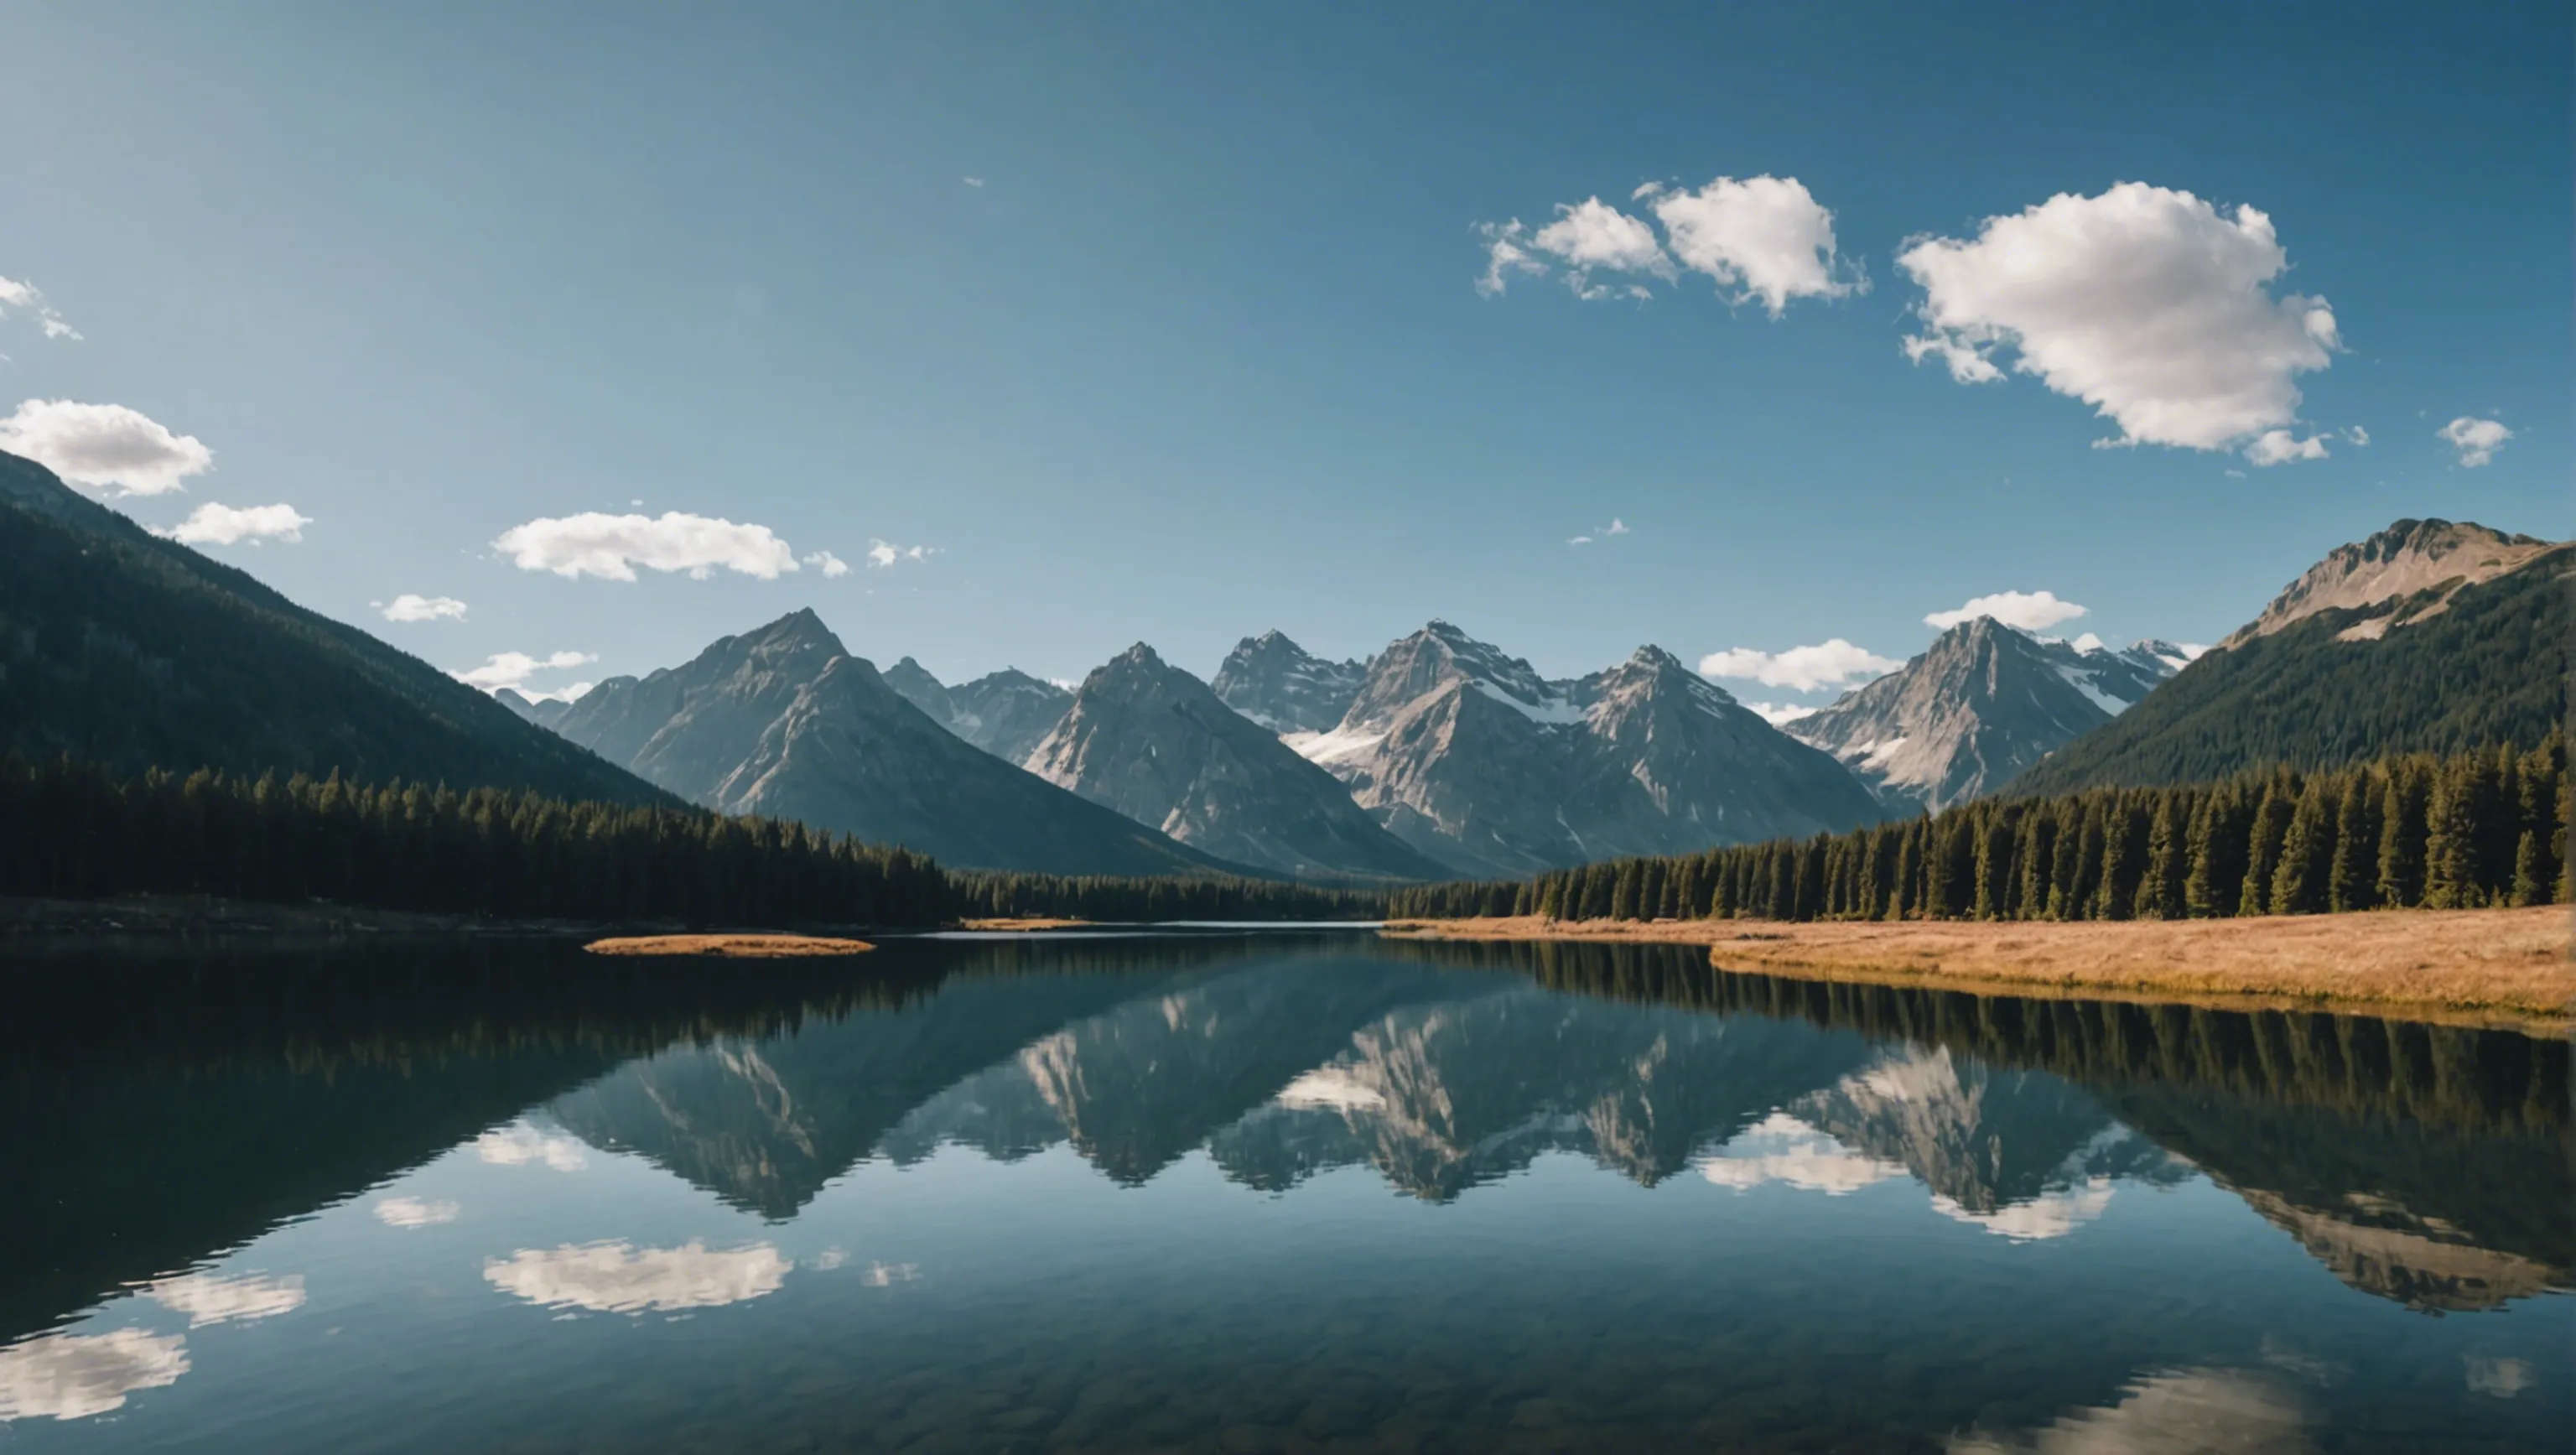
top-left (2, 933), bottom-right (2564, 1451)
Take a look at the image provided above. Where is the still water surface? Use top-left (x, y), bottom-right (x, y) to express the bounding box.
top-left (2, 932), bottom-right (2565, 1452)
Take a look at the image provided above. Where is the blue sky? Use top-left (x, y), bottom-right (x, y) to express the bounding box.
top-left (1, 2), bottom-right (2563, 710)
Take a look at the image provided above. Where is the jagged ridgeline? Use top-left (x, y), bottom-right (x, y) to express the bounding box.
top-left (0, 755), bottom-right (1387, 927)
top-left (1389, 734), bottom-right (2568, 922)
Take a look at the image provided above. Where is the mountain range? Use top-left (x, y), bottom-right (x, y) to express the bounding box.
top-left (547, 611), bottom-right (1253, 877)
top-left (9, 442), bottom-right (2556, 886)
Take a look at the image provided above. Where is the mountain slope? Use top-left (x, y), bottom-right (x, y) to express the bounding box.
top-left (1787, 618), bottom-right (2178, 811)
top-left (1299, 622), bottom-right (1884, 876)
top-left (1024, 644), bottom-right (1452, 881)
top-left (551, 611), bottom-right (1255, 876)
top-left (2012, 538), bottom-right (2570, 794)
top-left (0, 448), bottom-right (665, 804)
top-left (1210, 631), bottom-right (1365, 733)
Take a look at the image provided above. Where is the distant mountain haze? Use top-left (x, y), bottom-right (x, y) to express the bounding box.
top-left (1023, 643), bottom-right (1454, 881)
top-left (0, 448), bottom-right (665, 806)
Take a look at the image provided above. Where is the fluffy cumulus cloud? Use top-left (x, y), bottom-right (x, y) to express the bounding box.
top-left (2243, 429), bottom-right (2329, 467)
top-left (145, 1272), bottom-right (306, 1327)
top-left (1645, 175), bottom-right (1861, 316)
top-left (451, 652), bottom-right (595, 701)
top-left (1924, 590), bottom-right (2088, 632)
top-left (0, 1329), bottom-right (190, 1421)
top-left (379, 594), bottom-right (468, 622)
top-left (0, 398), bottom-right (212, 495)
top-left (1896, 183), bottom-right (2339, 457)
top-left (152, 501), bottom-right (309, 546)
top-left (1698, 1114), bottom-right (1905, 1195)
top-left (492, 511), bottom-right (801, 581)
top-left (865, 538), bottom-right (937, 569)
top-left (1476, 174), bottom-right (1856, 314)
top-left (483, 1240), bottom-right (791, 1315)
top-left (0, 274), bottom-right (78, 340)
top-left (474, 1121), bottom-right (591, 1169)
top-left (2437, 416), bottom-right (2511, 467)
top-left (1699, 639), bottom-right (1902, 693)
top-left (802, 550), bottom-right (851, 578)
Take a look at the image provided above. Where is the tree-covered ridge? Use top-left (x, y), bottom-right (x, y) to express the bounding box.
top-left (0, 756), bottom-right (1389, 928)
top-left (2007, 547), bottom-right (2569, 794)
top-left (0, 449), bottom-right (663, 807)
top-left (1389, 735), bottom-right (2567, 924)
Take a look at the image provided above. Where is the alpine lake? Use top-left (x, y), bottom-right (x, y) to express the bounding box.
top-left (1, 929), bottom-right (2564, 1452)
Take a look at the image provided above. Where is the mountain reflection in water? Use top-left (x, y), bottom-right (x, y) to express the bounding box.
top-left (1, 932), bottom-right (2564, 1452)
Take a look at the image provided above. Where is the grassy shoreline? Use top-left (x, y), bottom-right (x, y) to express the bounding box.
top-left (1383, 906), bottom-right (2573, 1031)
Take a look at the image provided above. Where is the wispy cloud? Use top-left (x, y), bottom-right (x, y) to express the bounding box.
top-left (2437, 416), bottom-right (2511, 467)
top-left (378, 594), bottom-right (468, 622)
top-left (0, 274), bottom-right (79, 340)
top-left (452, 651), bottom-right (595, 700)
top-left (865, 538), bottom-right (937, 568)
top-left (802, 549), bottom-right (851, 578)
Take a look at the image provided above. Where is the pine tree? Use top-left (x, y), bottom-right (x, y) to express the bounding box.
top-left (2137, 792), bottom-right (2187, 920)
top-left (2269, 773), bottom-right (2338, 915)
top-left (2510, 830), bottom-right (2545, 907)
top-left (2239, 775), bottom-right (2295, 916)
top-left (2376, 760), bottom-right (2432, 908)
top-left (2423, 756), bottom-right (2485, 909)
top-left (2327, 771), bottom-right (2377, 912)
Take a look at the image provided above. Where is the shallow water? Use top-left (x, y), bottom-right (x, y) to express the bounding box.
top-left (1, 932), bottom-right (2565, 1452)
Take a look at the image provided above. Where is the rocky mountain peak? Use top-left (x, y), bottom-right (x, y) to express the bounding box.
top-left (2220, 517), bottom-right (2557, 648)
top-left (1211, 630), bottom-right (1368, 735)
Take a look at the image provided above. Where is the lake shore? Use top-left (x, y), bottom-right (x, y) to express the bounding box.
top-left (1382, 907), bottom-right (2573, 1030)
top-left (585, 933), bottom-right (875, 958)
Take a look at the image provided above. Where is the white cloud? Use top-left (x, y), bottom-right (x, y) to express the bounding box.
top-left (2346, 425), bottom-right (2370, 446)
top-left (452, 652), bottom-right (595, 698)
top-left (1699, 639), bottom-right (1902, 693)
top-left (2066, 631), bottom-right (2106, 653)
top-left (153, 501), bottom-right (309, 546)
top-left (1742, 701), bottom-right (1819, 727)
top-left (0, 398), bottom-right (211, 495)
top-left (1699, 1114), bottom-right (1905, 1195)
top-left (1567, 534), bottom-right (1593, 547)
top-left (1934, 1179), bottom-right (2116, 1240)
top-left (865, 538), bottom-right (936, 568)
top-left (1897, 182), bottom-right (2338, 451)
top-left (1601, 517), bottom-right (1629, 535)
top-left (0, 275), bottom-right (78, 340)
top-left (2242, 429), bottom-right (2329, 467)
top-left (1472, 221), bottom-right (1550, 298)
top-left (2437, 416), bottom-right (2511, 467)
top-left (380, 594), bottom-right (468, 622)
top-left (0, 1329), bottom-right (189, 1421)
top-left (1924, 590), bottom-right (2087, 632)
top-left (474, 1121), bottom-right (591, 1169)
top-left (1528, 197), bottom-right (1675, 299)
top-left (374, 1197), bottom-right (461, 1228)
top-left (1650, 174), bottom-right (1860, 316)
top-left (145, 1272), bottom-right (305, 1327)
top-left (802, 550), bottom-right (851, 578)
top-left (2464, 1355), bottom-right (2534, 1399)
top-left (483, 1241), bottom-right (791, 1315)
top-left (492, 511), bottom-right (801, 581)
top-left (962, 176), bottom-right (984, 188)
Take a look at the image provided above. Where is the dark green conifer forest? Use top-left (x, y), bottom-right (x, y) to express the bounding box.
top-left (1389, 736), bottom-right (2568, 923)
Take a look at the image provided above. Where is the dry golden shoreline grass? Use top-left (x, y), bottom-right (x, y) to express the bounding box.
top-left (1382, 907), bottom-right (2574, 1031)
top-left (957, 917), bottom-right (1095, 932)
top-left (584, 933), bottom-right (875, 958)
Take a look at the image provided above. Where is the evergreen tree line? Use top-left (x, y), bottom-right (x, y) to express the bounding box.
top-left (1389, 735), bottom-right (2570, 924)
top-left (0, 755), bottom-right (1393, 927)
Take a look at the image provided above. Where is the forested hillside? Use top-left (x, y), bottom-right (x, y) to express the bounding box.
top-left (0, 449), bottom-right (664, 805)
top-left (2009, 548), bottom-right (2568, 795)
top-left (1391, 735), bottom-right (2566, 923)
